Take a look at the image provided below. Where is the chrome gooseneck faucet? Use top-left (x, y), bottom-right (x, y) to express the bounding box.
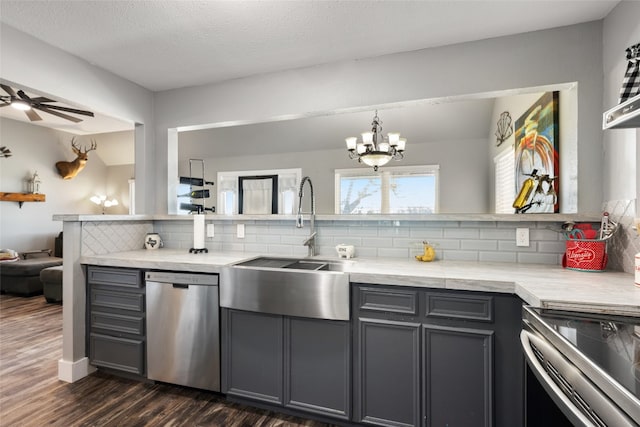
top-left (296, 176), bottom-right (316, 257)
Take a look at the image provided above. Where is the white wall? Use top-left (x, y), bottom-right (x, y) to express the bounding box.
top-left (106, 164), bottom-right (135, 215)
top-left (156, 22), bottom-right (604, 215)
top-left (602, 1), bottom-right (639, 213)
top-left (0, 24), bottom-right (155, 213)
top-left (0, 118), bottom-right (110, 251)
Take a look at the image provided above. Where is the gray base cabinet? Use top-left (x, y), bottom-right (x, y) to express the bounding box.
top-left (423, 325), bottom-right (493, 426)
top-left (353, 285), bottom-right (523, 427)
top-left (222, 309), bottom-right (351, 421)
top-left (86, 266), bottom-right (145, 376)
top-left (356, 319), bottom-right (421, 427)
top-left (224, 309), bottom-right (284, 403)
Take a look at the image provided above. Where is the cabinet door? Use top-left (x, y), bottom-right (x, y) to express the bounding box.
top-left (355, 318), bottom-right (421, 427)
top-left (89, 333), bottom-right (145, 375)
top-left (285, 317), bottom-right (350, 420)
top-left (423, 325), bottom-right (493, 427)
top-left (222, 309), bottom-right (284, 404)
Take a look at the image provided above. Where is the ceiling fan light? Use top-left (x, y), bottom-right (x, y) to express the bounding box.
top-left (11, 100), bottom-right (31, 111)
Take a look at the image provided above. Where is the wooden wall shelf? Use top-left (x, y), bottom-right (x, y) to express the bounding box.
top-left (0, 192), bottom-right (46, 207)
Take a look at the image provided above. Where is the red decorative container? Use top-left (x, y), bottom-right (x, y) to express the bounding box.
top-left (563, 239), bottom-right (608, 272)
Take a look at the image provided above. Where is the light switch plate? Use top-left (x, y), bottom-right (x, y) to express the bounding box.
top-left (237, 224), bottom-right (245, 238)
top-left (206, 223), bottom-right (215, 238)
top-left (516, 228), bottom-right (530, 247)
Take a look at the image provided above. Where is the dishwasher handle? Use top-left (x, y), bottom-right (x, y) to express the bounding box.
top-left (145, 271), bottom-right (218, 286)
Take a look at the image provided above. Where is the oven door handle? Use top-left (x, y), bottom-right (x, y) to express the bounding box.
top-left (521, 329), bottom-right (598, 427)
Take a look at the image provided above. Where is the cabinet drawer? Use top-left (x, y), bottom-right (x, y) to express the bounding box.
top-left (87, 266), bottom-right (142, 289)
top-left (91, 288), bottom-right (144, 313)
top-left (89, 333), bottom-right (145, 375)
top-left (91, 310), bottom-right (144, 336)
top-left (357, 287), bottom-right (418, 315)
top-left (426, 293), bottom-right (493, 322)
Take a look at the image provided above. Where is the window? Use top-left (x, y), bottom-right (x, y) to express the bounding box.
top-left (335, 165), bottom-right (439, 214)
top-left (217, 168), bottom-right (301, 215)
top-left (494, 146), bottom-right (515, 214)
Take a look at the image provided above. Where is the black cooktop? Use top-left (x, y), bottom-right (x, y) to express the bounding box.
top-left (530, 308), bottom-right (640, 401)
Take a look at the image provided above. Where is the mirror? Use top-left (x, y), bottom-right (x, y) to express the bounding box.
top-left (177, 83), bottom-right (577, 215)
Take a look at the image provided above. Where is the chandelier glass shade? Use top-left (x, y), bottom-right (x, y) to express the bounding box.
top-left (345, 111), bottom-right (406, 171)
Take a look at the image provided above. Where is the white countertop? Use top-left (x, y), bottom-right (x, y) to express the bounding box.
top-left (81, 249), bottom-right (640, 317)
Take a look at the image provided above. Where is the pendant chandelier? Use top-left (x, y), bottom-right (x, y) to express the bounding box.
top-left (345, 110), bottom-right (406, 171)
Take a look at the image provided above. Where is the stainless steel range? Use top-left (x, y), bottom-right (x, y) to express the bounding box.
top-left (521, 306), bottom-right (640, 426)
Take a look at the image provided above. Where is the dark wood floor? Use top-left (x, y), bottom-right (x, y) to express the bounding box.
top-left (0, 294), bottom-right (336, 426)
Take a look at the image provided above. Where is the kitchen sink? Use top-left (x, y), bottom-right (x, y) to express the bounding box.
top-left (219, 256), bottom-right (352, 320)
top-left (235, 256), bottom-right (352, 272)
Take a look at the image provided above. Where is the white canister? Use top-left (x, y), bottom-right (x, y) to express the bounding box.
top-left (144, 233), bottom-right (163, 250)
top-left (336, 244), bottom-right (355, 259)
top-left (635, 253), bottom-right (640, 287)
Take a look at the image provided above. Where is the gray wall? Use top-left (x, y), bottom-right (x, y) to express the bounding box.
top-left (601, 1), bottom-right (640, 274)
top-left (0, 24), bottom-right (155, 213)
top-left (156, 22), bottom-right (604, 216)
top-left (602, 1), bottom-right (639, 208)
top-left (0, 118), bottom-right (134, 250)
top-left (178, 138), bottom-right (488, 214)
top-left (0, 118), bottom-right (109, 251)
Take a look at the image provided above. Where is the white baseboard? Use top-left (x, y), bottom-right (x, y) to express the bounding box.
top-left (58, 357), bottom-right (96, 383)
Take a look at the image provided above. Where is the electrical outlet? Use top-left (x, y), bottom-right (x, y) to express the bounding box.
top-left (206, 223), bottom-right (215, 238)
top-left (237, 224), bottom-right (245, 239)
top-left (516, 228), bottom-right (529, 247)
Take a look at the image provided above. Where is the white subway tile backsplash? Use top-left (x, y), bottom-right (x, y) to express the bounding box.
top-left (517, 252), bottom-right (561, 264)
top-left (461, 240), bottom-right (498, 251)
top-left (537, 241), bottom-right (567, 253)
top-left (479, 228), bottom-right (515, 240)
top-left (82, 218), bottom-right (611, 268)
top-left (378, 227), bottom-right (410, 237)
top-left (409, 228), bottom-right (444, 239)
top-left (443, 228), bottom-right (480, 239)
top-left (443, 250), bottom-right (479, 261)
top-left (479, 252), bottom-right (517, 263)
top-left (377, 247), bottom-right (410, 258)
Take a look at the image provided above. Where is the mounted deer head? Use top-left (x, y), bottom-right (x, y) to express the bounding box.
top-left (55, 137), bottom-right (97, 180)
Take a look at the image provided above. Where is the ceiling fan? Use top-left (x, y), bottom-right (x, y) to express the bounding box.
top-left (0, 84), bottom-right (94, 123)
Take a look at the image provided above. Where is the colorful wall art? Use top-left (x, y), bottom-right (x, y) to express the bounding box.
top-left (513, 92), bottom-right (559, 213)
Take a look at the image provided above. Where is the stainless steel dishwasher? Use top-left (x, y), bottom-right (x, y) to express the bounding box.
top-left (145, 271), bottom-right (220, 392)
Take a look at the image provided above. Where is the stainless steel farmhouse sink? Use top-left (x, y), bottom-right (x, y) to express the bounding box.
top-left (219, 256), bottom-right (352, 321)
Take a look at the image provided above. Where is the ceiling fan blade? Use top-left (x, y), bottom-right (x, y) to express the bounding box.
top-left (16, 90), bottom-right (33, 102)
top-left (24, 108), bottom-right (42, 121)
top-left (35, 105), bottom-right (83, 123)
top-left (1, 84), bottom-right (17, 97)
top-left (38, 103), bottom-right (94, 117)
top-left (30, 96), bottom-right (55, 103)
